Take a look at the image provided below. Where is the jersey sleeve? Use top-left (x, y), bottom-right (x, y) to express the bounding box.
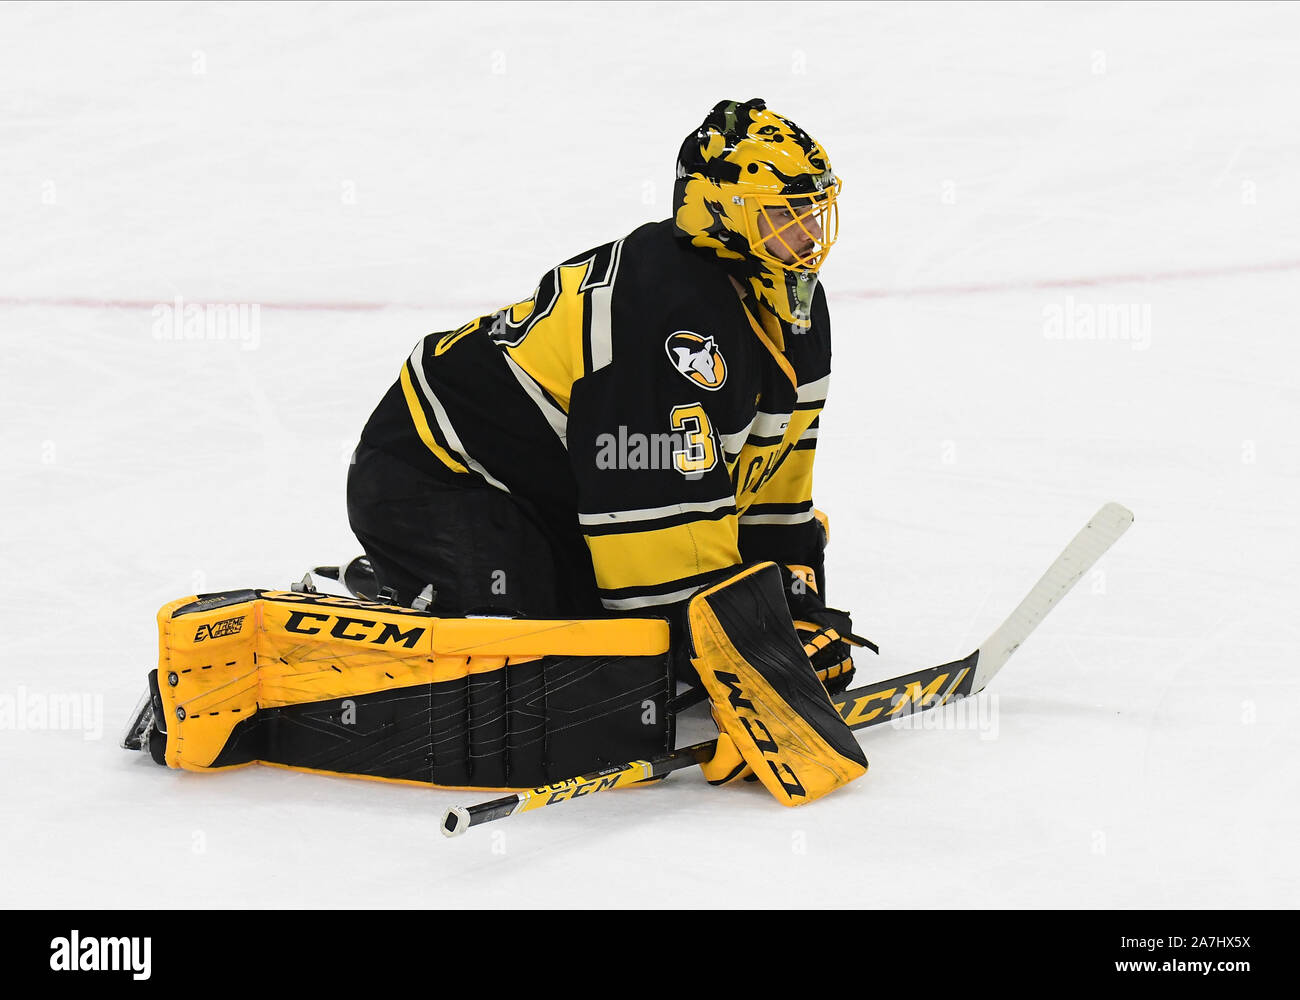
top-left (736, 412), bottom-right (827, 595)
top-left (567, 360), bottom-right (742, 617)
top-left (737, 279), bottom-right (832, 597)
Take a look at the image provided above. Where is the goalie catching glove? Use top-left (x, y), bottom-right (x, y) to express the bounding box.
top-left (785, 565), bottom-right (878, 696)
top-left (688, 562), bottom-right (868, 806)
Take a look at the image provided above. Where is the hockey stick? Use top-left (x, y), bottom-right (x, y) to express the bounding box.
top-left (834, 500), bottom-right (1134, 726)
top-left (440, 502), bottom-right (1133, 837)
top-left (440, 742), bottom-right (718, 837)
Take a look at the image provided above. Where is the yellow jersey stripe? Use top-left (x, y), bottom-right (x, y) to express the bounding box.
top-left (504, 258), bottom-right (592, 410)
top-left (745, 443), bottom-right (816, 507)
top-left (407, 345), bottom-right (512, 492)
top-left (399, 363), bottom-right (469, 475)
top-left (740, 298), bottom-right (797, 387)
top-left (585, 516), bottom-right (741, 592)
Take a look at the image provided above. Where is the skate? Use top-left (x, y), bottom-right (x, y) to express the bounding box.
top-left (311, 554), bottom-right (383, 601)
top-left (121, 671), bottom-right (167, 764)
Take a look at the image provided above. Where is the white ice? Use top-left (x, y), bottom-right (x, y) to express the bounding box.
top-left (1, 1), bottom-right (1296, 908)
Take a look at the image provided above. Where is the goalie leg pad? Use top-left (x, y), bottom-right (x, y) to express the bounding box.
top-left (688, 563), bottom-right (867, 806)
top-left (149, 589), bottom-right (673, 790)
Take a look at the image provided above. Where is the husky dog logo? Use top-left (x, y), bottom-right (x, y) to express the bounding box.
top-left (665, 331), bottom-right (727, 390)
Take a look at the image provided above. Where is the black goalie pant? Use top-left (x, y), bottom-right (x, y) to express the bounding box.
top-left (346, 443), bottom-right (603, 619)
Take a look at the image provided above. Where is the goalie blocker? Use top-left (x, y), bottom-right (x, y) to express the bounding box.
top-left (689, 562), bottom-right (867, 804)
top-left (125, 564), bottom-right (867, 804)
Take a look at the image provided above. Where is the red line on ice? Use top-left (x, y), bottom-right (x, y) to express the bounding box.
top-left (837, 257), bottom-right (1300, 300)
top-left (2, 258), bottom-right (1297, 312)
top-left (0, 296), bottom-right (399, 312)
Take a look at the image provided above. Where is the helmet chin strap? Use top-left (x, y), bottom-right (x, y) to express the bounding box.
top-left (785, 269), bottom-right (819, 328)
top-left (745, 264), bottom-right (819, 334)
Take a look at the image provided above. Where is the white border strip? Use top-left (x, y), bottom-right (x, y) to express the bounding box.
top-left (409, 345), bottom-right (512, 492)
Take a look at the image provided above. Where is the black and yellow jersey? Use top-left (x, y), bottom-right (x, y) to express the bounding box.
top-left (359, 219), bottom-right (832, 617)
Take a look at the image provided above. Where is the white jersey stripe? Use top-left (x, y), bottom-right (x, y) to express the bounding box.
top-left (601, 586), bottom-right (702, 611)
top-left (502, 352), bottom-right (568, 448)
top-left (750, 410), bottom-right (792, 438)
top-left (738, 510), bottom-right (816, 526)
top-left (409, 344), bottom-right (512, 493)
top-left (720, 419), bottom-right (754, 457)
top-left (586, 238), bottom-right (623, 373)
top-left (797, 374), bottom-right (830, 404)
top-left (579, 496), bottom-right (735, 527)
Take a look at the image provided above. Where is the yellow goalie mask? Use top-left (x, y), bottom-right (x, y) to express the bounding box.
top-left (673, 98), bottom-right (841, 329)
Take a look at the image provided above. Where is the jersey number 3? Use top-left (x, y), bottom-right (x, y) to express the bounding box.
top-left (670, 404), bottom-right (717, 478)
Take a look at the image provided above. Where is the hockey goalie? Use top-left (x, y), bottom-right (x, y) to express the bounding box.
top-left (123, 99), bottom-right (872, 807)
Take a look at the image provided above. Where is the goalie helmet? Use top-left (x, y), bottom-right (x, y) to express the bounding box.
top-left (673, 98), bottom-right (841, 330)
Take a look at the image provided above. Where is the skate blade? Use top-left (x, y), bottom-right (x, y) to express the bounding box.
top-left (120, 687), bottom-right (153, 751)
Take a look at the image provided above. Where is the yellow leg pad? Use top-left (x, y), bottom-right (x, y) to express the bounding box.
top-left (153, 590), bottom-right (672, 789)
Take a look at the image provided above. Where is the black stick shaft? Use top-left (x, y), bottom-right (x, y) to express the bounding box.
top-left (440, 740), bottom-right (717, 837)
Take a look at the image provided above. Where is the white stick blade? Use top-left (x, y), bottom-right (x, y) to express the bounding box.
top-left (972, 502), bottom-right (1133, 691)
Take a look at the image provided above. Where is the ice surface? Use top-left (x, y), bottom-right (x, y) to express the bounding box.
top-left (1, 1), bottom-right (1296, 908)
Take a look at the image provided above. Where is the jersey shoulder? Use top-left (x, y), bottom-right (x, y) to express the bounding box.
top-left (607, 221), bottom-right (754, 363)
